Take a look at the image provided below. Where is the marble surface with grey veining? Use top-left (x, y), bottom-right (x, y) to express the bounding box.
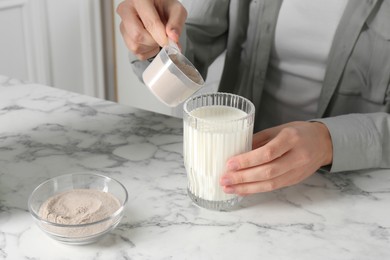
top-left (0, 75), bottom-right (389, 260)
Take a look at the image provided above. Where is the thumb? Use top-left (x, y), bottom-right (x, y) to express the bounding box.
top-left (165, 3), bottom-right (187, 43)
top-left (135, 1), bottom-right (168, 47)
top-left (166, 28), bottom-right (180, 43)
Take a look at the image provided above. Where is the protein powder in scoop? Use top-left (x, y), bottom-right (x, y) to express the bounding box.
top-left (142, 41), bottom-right (204, 107)
top-left (169, 54), bottom-right (203, 84)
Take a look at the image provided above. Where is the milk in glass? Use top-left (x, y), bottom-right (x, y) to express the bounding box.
top-left (183, 104), bottom-right (253, 206)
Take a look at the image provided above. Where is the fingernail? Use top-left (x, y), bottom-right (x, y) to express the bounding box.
top-left (223, 186), bottom-right (235, 194)
top-left (227, 161), bottom-right (239, 171)
top-left (167, 29), bottom-right (179, 42)
top-left (171, 29), bottom-right (179, 37)
top-left (220, 176), bottom-right (232, 186)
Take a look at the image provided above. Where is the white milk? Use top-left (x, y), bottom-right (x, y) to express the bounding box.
top-left (183, 106), bottom-right (253, 201)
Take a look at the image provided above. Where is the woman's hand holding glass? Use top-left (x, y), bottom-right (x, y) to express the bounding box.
top-left (220, 122), bottom-right (333, 195)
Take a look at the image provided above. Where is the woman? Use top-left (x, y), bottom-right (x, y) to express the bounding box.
top-left (117, 0), bottom-right (390, 195)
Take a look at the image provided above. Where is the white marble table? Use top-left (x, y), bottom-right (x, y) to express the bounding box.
top-left (0, 75), bottom-right (389, 260)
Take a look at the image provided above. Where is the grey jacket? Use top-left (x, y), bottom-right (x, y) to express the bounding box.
top-left (131, 0), bottom-right (390, 173)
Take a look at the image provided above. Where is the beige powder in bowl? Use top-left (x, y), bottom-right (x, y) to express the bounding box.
top-left (38, 189), bottom-right (121, 237)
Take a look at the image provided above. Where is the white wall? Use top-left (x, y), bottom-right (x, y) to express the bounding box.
top-left (0, 0), bottom-right (105, 98)
top-left (0, 0), bottom-right (46, 83)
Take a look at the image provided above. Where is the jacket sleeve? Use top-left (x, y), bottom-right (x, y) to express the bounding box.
top-left (129, 0), bottom-right (230, 82)
top-left (313, 112), bottom-right (390, 172)
top-left (181, 0), bottom-right (229, 79)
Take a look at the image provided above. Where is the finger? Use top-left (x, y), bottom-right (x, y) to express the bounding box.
top-left (223, 166), bottom-right (315, 195)
top-left (227, 127), bottom-right (298, 171)
top-left (119, 22), bottom-right (151, 54)
top-left (134, 0), bottom-right (168, 47)
top-left (124, 12), bottom-right (157, 45)
top-left (252, 122), bottom-right (300, 149)
top-left (137, 47), bottom-right (161, 61)
top-left (164, 2), bottom-right (187, 42)
top-left (119, 20), bottom-right (160, 60)
top-left (221, 150), bottom-right (297, 186)
top-left (252, 130), bottom-right (272, 149)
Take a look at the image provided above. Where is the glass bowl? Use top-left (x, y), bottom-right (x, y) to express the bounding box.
top-left (28, 172), bottom-right (128, 245)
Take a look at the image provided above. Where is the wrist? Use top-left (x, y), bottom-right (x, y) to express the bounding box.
top-left (313, 122), bottom-right (333, 166)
